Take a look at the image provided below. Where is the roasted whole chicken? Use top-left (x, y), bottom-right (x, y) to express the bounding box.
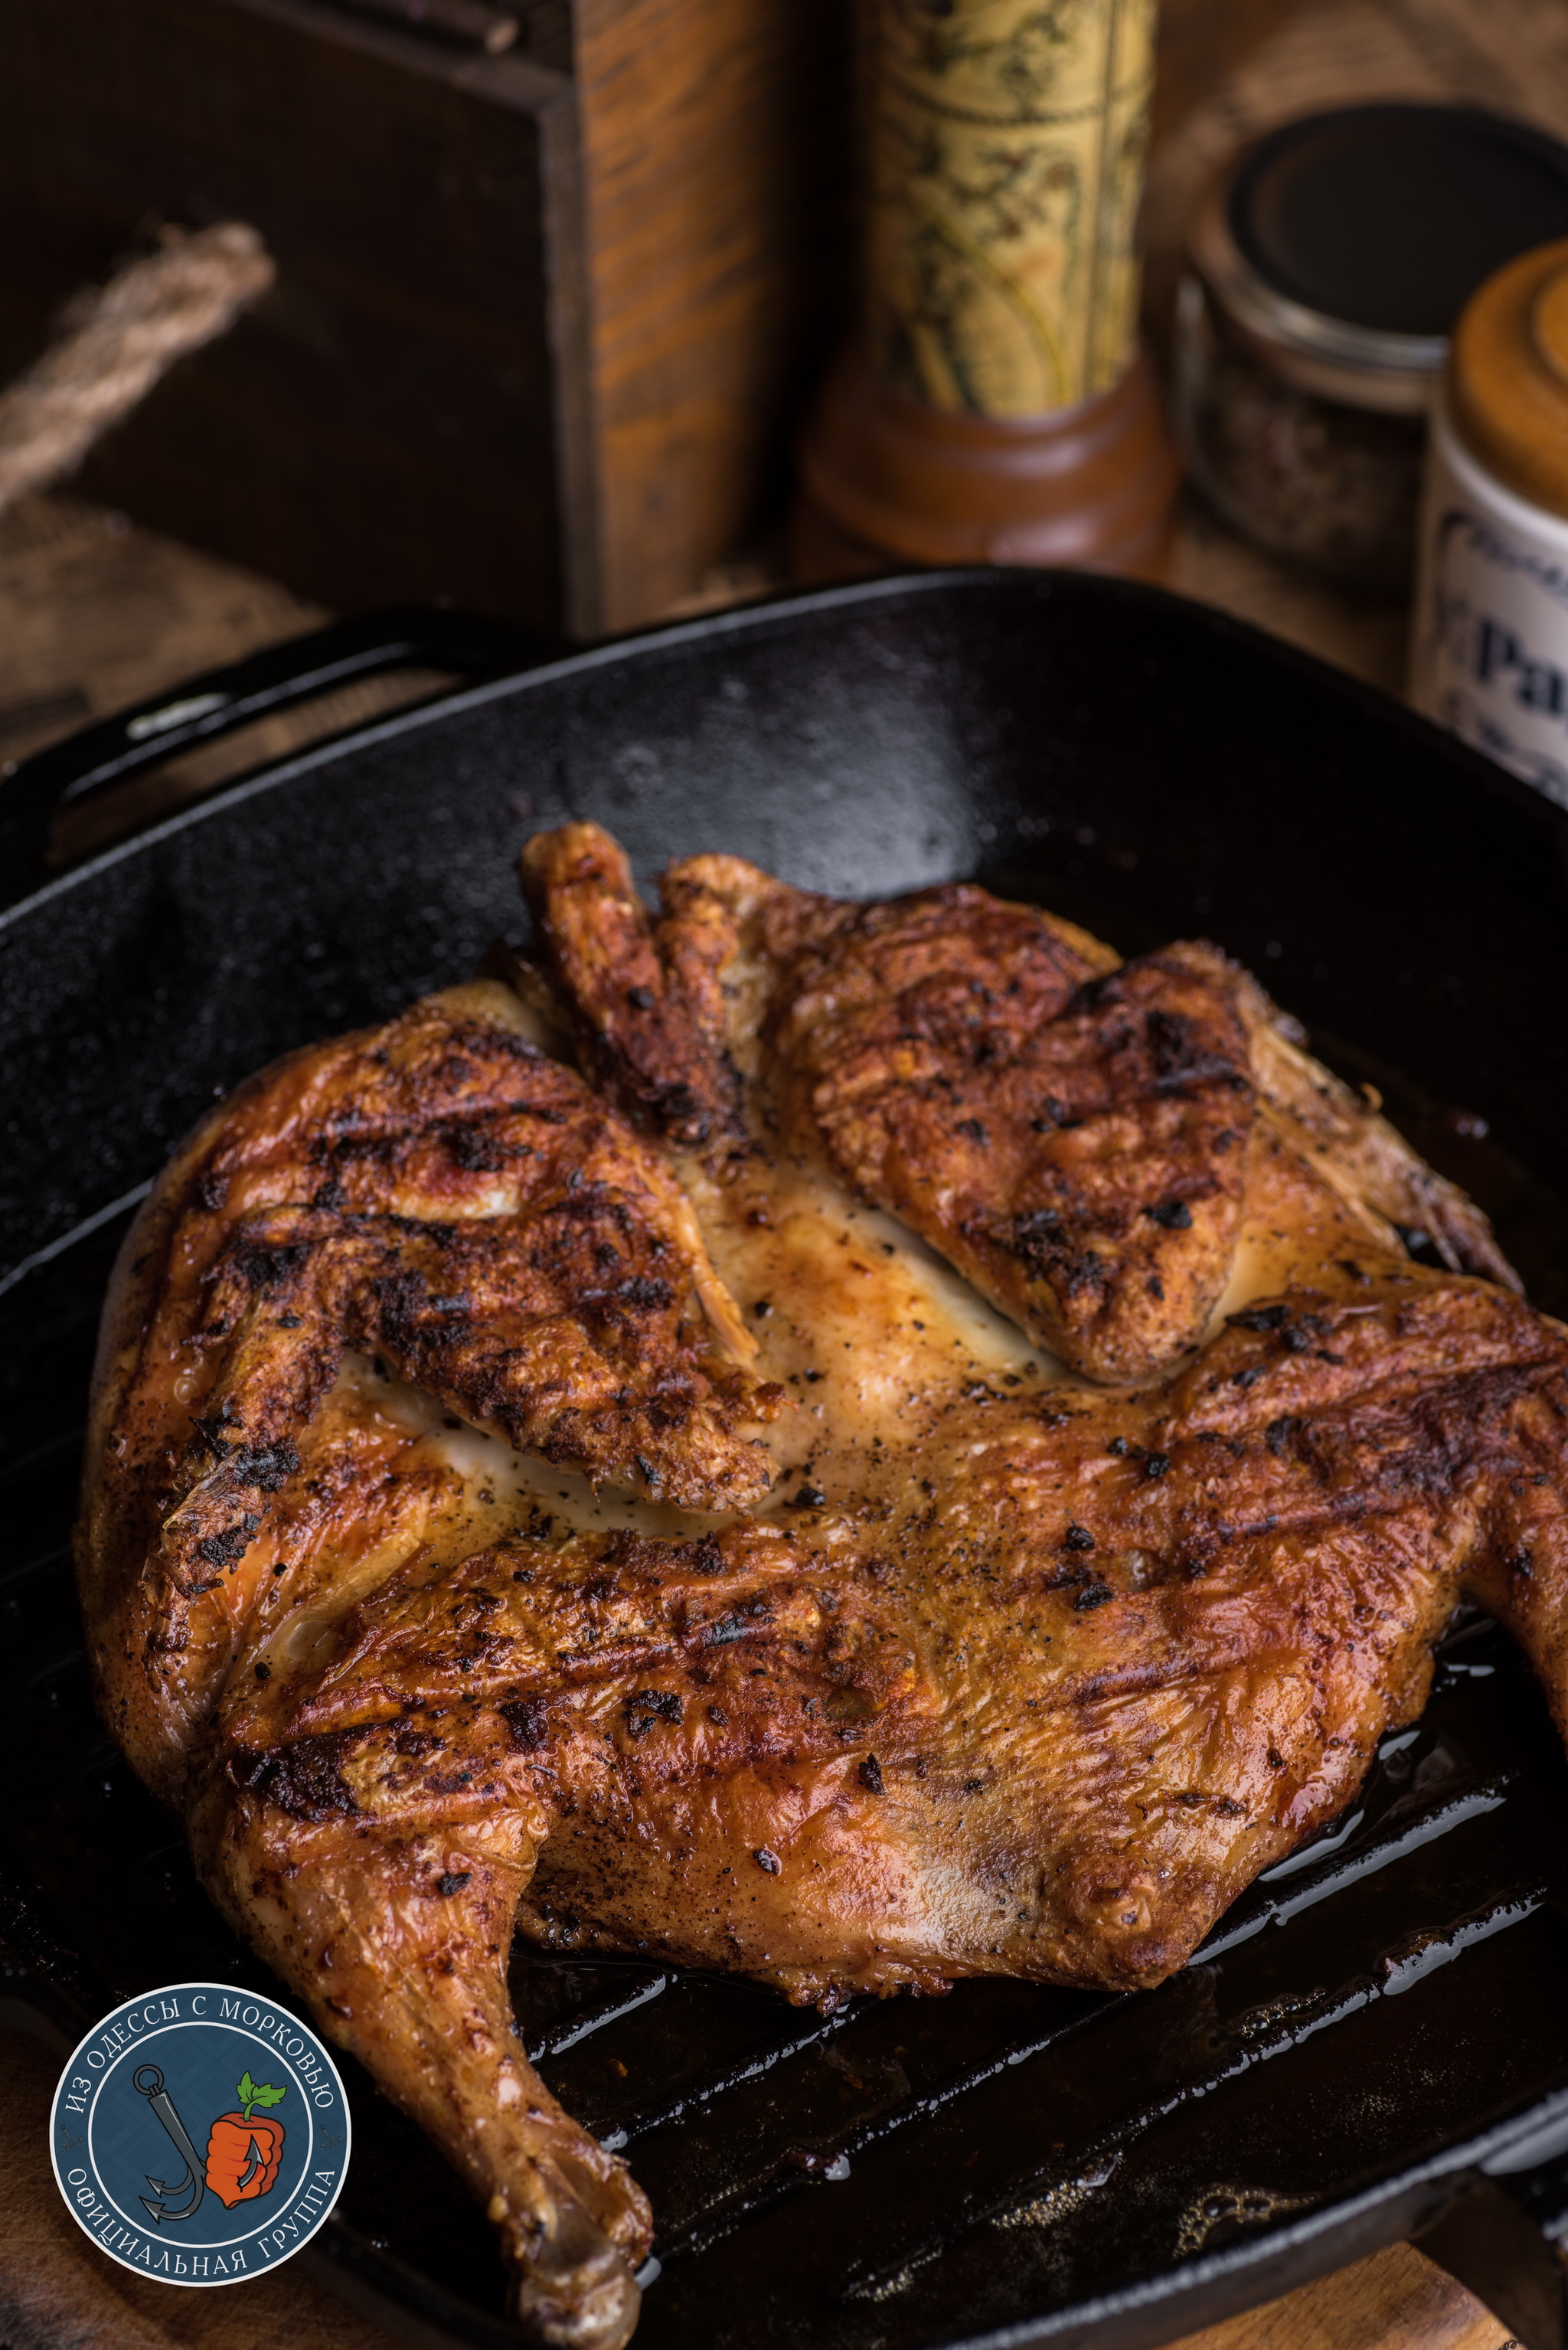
top-left (78, 823), bottom-right (1568, 2349)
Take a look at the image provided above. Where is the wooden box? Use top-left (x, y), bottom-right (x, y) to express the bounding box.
top-left (0, 0), bottom-right (851, 636)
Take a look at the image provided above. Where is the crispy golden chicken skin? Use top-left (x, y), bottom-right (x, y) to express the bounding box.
top-left (521, 824), bottom-right (1514, 1380)
top-left (79, 828), bottom-right (1566, 2350)
top-left (78, 979), bottom-right (781, 1799)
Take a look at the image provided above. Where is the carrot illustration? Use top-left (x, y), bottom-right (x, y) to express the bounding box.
top-left (204, 2071), bottom-right (286, 2208)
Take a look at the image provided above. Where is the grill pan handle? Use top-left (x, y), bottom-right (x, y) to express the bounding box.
top-left (0, 605), bottom-right (556, 909)
top-left (1416, 2137), bottom-right (1568, 2348)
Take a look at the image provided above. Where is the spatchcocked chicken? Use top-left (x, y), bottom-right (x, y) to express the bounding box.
top-left (78, 824), bottom-right (1568, 2350)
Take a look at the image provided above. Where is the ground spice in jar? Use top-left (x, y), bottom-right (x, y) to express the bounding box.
top-left (1174, 106), bottom-right (1568, 598)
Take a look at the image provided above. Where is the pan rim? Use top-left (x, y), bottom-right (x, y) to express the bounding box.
top-left (5, 565), bottom-right (1565, 946)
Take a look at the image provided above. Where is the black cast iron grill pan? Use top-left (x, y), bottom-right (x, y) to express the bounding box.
top-left (5, 571), bottom-right (1568, 2350)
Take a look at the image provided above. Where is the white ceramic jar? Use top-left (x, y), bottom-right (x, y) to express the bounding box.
top-left (1410, 239), bottom-right (1568, 804)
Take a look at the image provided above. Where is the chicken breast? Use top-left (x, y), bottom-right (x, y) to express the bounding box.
top-left (77, 824), bottom-right (1567, 2350)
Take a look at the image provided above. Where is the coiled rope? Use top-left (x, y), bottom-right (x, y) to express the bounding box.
top-left (0, 222), bottom-right (276, 519)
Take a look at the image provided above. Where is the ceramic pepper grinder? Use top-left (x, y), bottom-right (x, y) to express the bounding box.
top-left (797, 0), bottom-right (1179, 577)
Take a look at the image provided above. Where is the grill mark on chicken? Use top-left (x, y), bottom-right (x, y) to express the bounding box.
top-left (525, 829), bottom-right (1512, 1380)
top-left (78, 834), bottom-right (1564, 2350)
top-left (105, 990), bottom-right (779, 1633)
top-left (214, 1280), bottom-right (1568, 1999)
top-left (525, 833), bottom-right (1259, 1381)
top-left (775, 925), bottom-right (1259, 1382)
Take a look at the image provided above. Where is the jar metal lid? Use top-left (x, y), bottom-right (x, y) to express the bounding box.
top-left (1192, 105), bottom-right (1568, 416)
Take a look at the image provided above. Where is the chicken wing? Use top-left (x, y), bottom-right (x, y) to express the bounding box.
top-left (77, 978), bottom-right (779, 1795)
top-left (520, 824), bottom-right (1511, 1381)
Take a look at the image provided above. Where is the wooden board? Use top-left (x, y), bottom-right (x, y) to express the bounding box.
top-left (0, 0), bottom-right (585, 632)
top-left (0, 0), bottom-right (854, 638)
top-left (571, 0), bottom-right (852, 631)
top-left (1165, 2241), bottom-right (1516, 2350)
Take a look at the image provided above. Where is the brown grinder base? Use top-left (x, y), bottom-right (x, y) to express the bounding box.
top-left (794, 342), bottom-right (1180, 583)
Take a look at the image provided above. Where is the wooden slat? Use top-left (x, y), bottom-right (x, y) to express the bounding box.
top-left (572, 0), bottom-right (853, 632)
top-left (0, 0), bottom-right (580, 630)
top-left (1165, 2242), bottom-right (1516, 2350)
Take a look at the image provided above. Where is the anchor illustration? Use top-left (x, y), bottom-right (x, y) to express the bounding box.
top-left (132, 2064), bottom-right (207, 2224)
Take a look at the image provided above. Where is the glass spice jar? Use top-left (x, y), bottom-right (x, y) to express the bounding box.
top-left (1174, 106), bottom-right (1568, 598)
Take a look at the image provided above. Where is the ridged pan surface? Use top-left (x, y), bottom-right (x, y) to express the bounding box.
top-left (4, 573), bottom-right (1568, 2349)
